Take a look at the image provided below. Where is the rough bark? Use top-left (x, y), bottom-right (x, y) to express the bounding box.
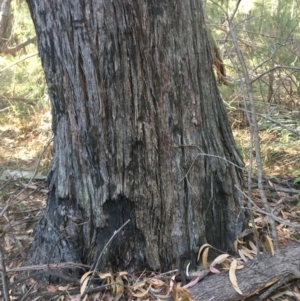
top-left (26, 0), bottom-right (245, 278)
top-left (190, 242), bottom-right (300, 301)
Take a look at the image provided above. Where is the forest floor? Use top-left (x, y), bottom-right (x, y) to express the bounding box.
top-left (0, 93), bottom-right (300, 300)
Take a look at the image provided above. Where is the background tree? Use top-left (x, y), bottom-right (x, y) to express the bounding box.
top-left (25, 0), bottom-right (245, 277)
top-left (0, 0), bottom-right (12, 47)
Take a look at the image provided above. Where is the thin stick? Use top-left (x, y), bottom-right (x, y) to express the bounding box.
top-left (6, 262), bottom-right (90, 273)
top-left (175, 144), bottom-right (244, 170)
top-left (227, 9), bottom-right (279, 251)
top-left (0, 52), bottom-right (38, 73)
top-left (236, 185), bottom-right (300, 229)
top-left (0, 244), bottom-right (10, 301)
top-left (255, 112), bottom-right (300, 137)
top-left (80, 219), bottom-right (131, 300)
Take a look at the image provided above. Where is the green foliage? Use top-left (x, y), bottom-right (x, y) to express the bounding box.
top-left (0, 0), bottom-right (51, 173)
top-left (0, 0), bottom-right (47, 109)
top-left (204, 0), bottom-right (300, 177)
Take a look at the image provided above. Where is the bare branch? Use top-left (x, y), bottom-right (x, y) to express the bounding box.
top-left (236, 185), bottom-right (300, 230)
top-left (0, 51), bottom-right (38, 73)
top-left (227, 12), bottom-right (279, 250)
top-left (256, 112), bottom-right (300, 137)
top-left (0, 36), bottom-right (37, 54)
top-left (251, 65), bottom-right (300, 84)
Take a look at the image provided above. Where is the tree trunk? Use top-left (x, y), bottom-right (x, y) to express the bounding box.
top-left (0, 0), bottom-right (12, 46)
top-left (26, 0), bottom-right (245, 278)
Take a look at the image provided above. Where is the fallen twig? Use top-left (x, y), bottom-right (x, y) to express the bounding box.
top-left (6, 262), bottom-right (91, 273)
top-left (0, 244), bottom-right (10, 301)
top-left (236, 185), bottom-right (300, 229)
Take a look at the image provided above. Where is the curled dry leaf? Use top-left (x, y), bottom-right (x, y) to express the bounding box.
top-left (238, 249), bottom-right (248, 263)
top-left (210, 254), bottom-right (230, 267)
top-left (202, 246), bottom-right (209, 269)
top-left (115, 275), bottom-right (124, 296)
top-left (132, 287), bottom-right (150, 298)
top-left (209, 266), bottom-right (221, 274)
top-left (169, 274), bottom-right (176, 294)
top-left (233, 240), bottom-right (238, 253)
top-left (149, 278), bottom-right (165, 287)
top-left (241, 246), bottom-right (254, 259)
top-left (265, 235), bottom-right (275, 256)
top-left (173, 286), bottom-right (193, 301)
top-left (80, 271), bottom-right (93, 286)
top-left (98, 272), bottom-right (113, 279)
top-left (229, 259), bottom-right (243, 295)
top-left (46, 284), bottom-right (57, 292)
top-left (80, 271), bottom-right (116, 301)
top-left (248, 240), bottom-right (257, 254)
top-left (197, 243), bottom-right (212, 262)
top-left (118, 271), bottom-right (127, 276)
top-left (58, 284), bottom-right (70, 291)
top-left (132, 282), bottom-right (146, 290)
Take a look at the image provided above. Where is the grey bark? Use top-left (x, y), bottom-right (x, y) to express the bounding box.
top-left (26, 0), bottom-right (245, 278)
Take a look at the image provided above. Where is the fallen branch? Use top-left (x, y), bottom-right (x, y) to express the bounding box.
top-left (190, 241), bottom-right (300, 301)
top-left (5, 262), bottom-right (91, 273)
top-left (0, 244), bottom-right (10, 301)
top-left (252, 184), bottom-right (300, 195)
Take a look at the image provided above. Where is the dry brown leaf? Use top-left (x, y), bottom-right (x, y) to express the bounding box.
top-left (210, 266), bottom-right (220, 273)
top-left (58, 284), bottom-right (70, 291)
top-left (149, 278), bottom-right (165, 287)
top-left (118, 271), bottom-right (128, 276)
top-left (115, 275), bottom-right (125, 296)
top-left (241, 246), bottom-right (254, 259)
top-left (229, 259), bottom-right (243, 295)
top-left (80, 271), bottom-right (113, 301)
top-left (169, 274), bottom-right (176, 294)
top-left (233, 240), bottom-right (238, 253)
top-left (265, 235), bottom-right (275, 256)
top-left (46, 284), bottom-right (57, 292)
top-left (114, 292), bottom-right (123, 301)
top-left (238, 249), bottom-right (248, 263)
top-left (80, 276), bottom-right (90, 301)
top-left (80, 271), bottom-right (93, 286)
top-left (210, 254), bottom-right (230, 266)
top-left (197, 243), bottom-right (212, 262)
top-left (133, 282), bottom-right (146, 290)
top-left (98, 272), bottom-right (113, 279)
top-left (132, 287), bottom-right (150, 298)
top-left (174, 286), bottom-right (193, 301)
top-left (248, 241), bottom-right (257, 254)
top-left (202, 246), bottom-right (209, 269)
top-left (284, 291), bottom-right (300, 299)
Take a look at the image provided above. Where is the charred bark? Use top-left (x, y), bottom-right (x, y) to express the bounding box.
top-left (26, 0), bottom-right (245, 278)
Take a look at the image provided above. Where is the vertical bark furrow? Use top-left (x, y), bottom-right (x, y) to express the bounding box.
top-left (26, 0), bottom-right (245, 274)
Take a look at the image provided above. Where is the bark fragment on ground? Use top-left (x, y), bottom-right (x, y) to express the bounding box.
top-left (189, 241), bottom-right (300, 301)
